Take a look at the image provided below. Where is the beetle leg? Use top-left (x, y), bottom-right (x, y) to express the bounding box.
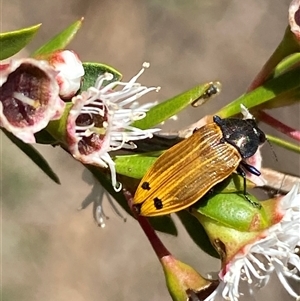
top-left (192, 127), bottom-right (199, 134)
top-left (186, 288), bottom-right (201, 301)
top-left (236, 166), bottom-right (247, 195)
top-left (237, 166), bottom-right (262, 208)
top-left (240, 162), bottom-right (261, 176)
top-left (132, 203), bottom-right (143, 215)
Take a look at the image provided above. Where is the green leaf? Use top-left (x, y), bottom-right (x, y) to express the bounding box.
top-left (34, 129), bottom-right (58, 144)
top-left (177, 210), bottom-right (219, 258)
top-left (80, 62), bottom-right (122, 92)
top-left (2, 129), bottom-right (60, 184)
top-left (45, 102), bottom-right (72, 145)
top-left (87, 165), bottom-right (177, 235)
top-left (271, 52), bottom-right (300, 78)
top-left (266, 134), bottom-right (300, 154)
top-left (216, 67), bottom-right (300, 118)
top-left (210, 174), bottom-right (256, 193)
top-left (115, 153), bottom-right (161, 179)
top-left (253, 87), bottom-right (300, 111)
top-left (32, 18), bottom-right (83, 56)
top-left (0, 24), bottom-right (41, 60)
top-left (132, 81), bottom-right (221, 130)
top-left (193, 192), bottom-right (269, 232)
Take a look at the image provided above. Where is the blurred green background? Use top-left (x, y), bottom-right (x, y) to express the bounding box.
top-left (1, 0), bottom-right (299, 300)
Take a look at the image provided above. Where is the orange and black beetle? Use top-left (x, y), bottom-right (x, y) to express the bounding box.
top-left (132, 115), bottom-right (265, 216)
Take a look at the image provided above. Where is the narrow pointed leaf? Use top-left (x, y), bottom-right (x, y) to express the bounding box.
top-left (80, 62), bottom-right (122, 92)
top-left (0, 24), bottom-right (41, 60)
top-left (271, 52), bottom-right (300, 78)
top-left (132, 133), bottom-right (182, 152)
top-left (253, 87), bottom-right (300, 111)
top-left (34, 129), bottom-right (58, 145)
top-left (216, 67), bottom-right (300, 118)
top-left (115, 153), bottom-right (160, 179)
top-left (32, 18), bottom-right (83, 56)
top-left (266, 134), bottom-right (300, 154)
top-left (193, 192), bottom-right (269, 232)
top-left (132, 81), bottom-right (221, 130)
top-left (2, 129), bottom-right (60, 184)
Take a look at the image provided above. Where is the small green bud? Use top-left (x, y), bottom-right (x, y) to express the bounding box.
top-left (160, 255), bottom-right (218, 301)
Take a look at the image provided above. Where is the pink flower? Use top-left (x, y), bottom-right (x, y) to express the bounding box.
top-left (0, 58), bottom-right (65, 143)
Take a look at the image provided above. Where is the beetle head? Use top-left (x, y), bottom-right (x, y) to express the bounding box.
top-left (213, 116), bottom-right (266, 159)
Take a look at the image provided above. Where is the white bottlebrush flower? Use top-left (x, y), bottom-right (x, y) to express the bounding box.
top-left (205, 185), bottom-right (300, 301)
top-left (67, 63), bottom-right (160, 191)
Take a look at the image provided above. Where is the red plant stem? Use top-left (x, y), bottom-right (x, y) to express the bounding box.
top-left (257, 110), bottom-right (300, 141)
top-left (123, 189), bottom-right (171, 259)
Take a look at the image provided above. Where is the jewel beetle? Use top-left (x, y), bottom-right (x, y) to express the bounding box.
top-left (132, 115), bottom-right (266, 216)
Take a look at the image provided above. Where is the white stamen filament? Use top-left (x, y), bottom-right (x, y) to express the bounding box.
top-left (12, 92), bottom-right (39, 108)
top-left (94, 72), bottom-right (114, 90)
top-left (75, 124), bottom-right (95, 131)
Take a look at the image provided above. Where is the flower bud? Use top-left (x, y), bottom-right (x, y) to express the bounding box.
top-left (47, 50), bottom-right (84, 99)
top-left (160, 255), bottom-right (219, 301)
top-left (0, 58), bottom-right (65, 143)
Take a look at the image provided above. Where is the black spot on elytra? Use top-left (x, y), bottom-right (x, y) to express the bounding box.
top-left (153, 197), bottom-right (163, 210)
top-left (141, 181), bottom-right (151, 190)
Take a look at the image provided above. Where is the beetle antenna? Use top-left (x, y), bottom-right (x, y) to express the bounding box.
top-left (266, 138), bottom-right (278, 162)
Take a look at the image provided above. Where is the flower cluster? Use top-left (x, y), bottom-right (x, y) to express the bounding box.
top-left (1, 52), bottom-right (160, 191)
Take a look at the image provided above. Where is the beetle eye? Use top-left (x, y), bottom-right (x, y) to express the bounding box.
top-left (257, 129), bottom-right (266, 144)
top-left (253, 125), bottom-right (266, 145)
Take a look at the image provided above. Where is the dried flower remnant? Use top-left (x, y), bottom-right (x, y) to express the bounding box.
top-left (67, 63), bottom-right (160, 191)
top-left (0, 58), bottom-right (65, 143)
